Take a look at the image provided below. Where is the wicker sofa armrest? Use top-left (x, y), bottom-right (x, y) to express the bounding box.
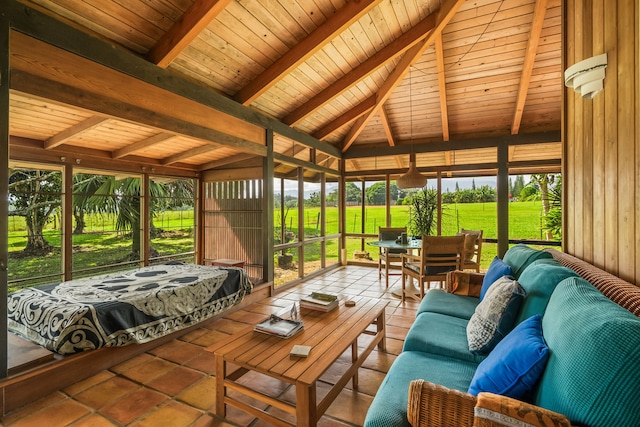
top-left (407, 380), bottom-right (476, 427)
top-left (445, 270), bottom-right (485, 296)
top-left (407, 382), bottom-right (574, 427)
top-left (474, 392), bottom-right (573, 427)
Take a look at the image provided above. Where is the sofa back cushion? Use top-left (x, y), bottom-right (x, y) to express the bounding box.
top-left (515, 258), bottom-right (578, 323)
top-left (502, 244), bottom-right (553, 278)
top-left (534, 277), bottom-right (640, 427)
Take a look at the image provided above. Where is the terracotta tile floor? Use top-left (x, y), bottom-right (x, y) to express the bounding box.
top-left (1, 266), bottom-right (420, 427)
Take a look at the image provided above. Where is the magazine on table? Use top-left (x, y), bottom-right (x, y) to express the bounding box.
top-left (300, 292), bottom-right (339, 312)
top-left (254, 314), bottom-right (303, 338)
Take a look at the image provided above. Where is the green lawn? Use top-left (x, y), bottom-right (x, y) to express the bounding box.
top-left (9, 201), bottom-right (557, 290)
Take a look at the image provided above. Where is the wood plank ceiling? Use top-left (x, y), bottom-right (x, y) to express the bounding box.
top-left (8, 0), bottom-right (562, 179)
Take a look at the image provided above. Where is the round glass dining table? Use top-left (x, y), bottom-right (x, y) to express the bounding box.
top-left (367, 239), bottom-right (422, 298)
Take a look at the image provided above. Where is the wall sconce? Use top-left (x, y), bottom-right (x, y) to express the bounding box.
top-left (564, 53), bottom-right (607, 99)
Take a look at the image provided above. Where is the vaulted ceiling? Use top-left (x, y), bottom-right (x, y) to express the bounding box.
top-left (7, 0), bottom-right (563, 180)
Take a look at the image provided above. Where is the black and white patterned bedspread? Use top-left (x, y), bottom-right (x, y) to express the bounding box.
top-left (7, 264), bottom-right (253, 355)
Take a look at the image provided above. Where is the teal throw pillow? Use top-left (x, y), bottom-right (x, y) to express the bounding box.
top-left (467, 276), bottom-right (525, 354)
top-left (480, 257), bottom-right (512, 300)
top-left (468, 314), bottom-right (549, 398)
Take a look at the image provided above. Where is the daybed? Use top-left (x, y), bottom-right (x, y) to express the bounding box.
top-left (364, 245), bottom-right (640, 427)
top-left (8, 263), bottom-right (253, 355)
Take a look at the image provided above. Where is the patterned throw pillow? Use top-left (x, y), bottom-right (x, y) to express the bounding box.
top-left (467, 276), bottom-right (526, 354)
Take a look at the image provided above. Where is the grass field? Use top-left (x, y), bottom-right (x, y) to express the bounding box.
top-left (9, 201), bottom-right (557, 290)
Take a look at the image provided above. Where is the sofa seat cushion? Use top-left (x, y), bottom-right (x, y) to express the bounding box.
top-left (502, 244), bottom-right (553, 278)
top-left (468, 314), bottom-right (549, 399)
top-left (416, 289), bottom-right (479, 319)
top-left (515, 258), bottom-right (578, 323)
top-left (535, 277), bottom-right (640, 427)
top-left (403, 312), bottom-right (486, 364)
top-left (363, 351), bottom-right (478, 427)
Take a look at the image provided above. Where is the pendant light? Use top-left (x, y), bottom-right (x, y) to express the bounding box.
top-left (396, 66), bottom-right (427, 189)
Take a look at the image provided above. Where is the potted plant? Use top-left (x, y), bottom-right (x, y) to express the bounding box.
top-left (408, 188), bottom-right (437, 238)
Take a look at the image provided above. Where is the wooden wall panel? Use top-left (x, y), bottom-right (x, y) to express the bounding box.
top-left (564, 0), bottom-right (638, 285)
top-left (202, 180), bottom-right (264, 280)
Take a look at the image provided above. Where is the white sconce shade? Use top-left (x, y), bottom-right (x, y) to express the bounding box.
top-left (564, 53), bottom-right (607, 99)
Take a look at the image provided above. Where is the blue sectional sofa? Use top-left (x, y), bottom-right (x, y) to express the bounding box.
top-left (364, 245), bottom-right (640, 427)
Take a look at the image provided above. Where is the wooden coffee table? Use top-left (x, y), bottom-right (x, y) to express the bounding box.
top-left (207, 297), bottom-right (387, 427)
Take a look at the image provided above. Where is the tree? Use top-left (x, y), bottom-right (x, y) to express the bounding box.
top-left (544, 175), bottom-right (562, 240)
top-left (528, 174), bottom-right (555, 240)
top-left (306, 191), bottom-right (321, 207)
top-left (512, 175), bottom-right (526, 199)
top-left (365, 182), bottom-right (386, 205)
top-left (345, 182), bottom-right (362, 204)
top-left (9, 168), bottom-right (61, 255)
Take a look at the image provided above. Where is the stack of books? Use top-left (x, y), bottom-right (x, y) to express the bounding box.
top-left (254, 314), bottom-right (303, 338)
top-left (300, 292), bottom-right (339, 312)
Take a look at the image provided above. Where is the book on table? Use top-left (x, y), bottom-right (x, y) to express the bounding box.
top-left (254, 314), bottom-right (303, 338)
top-left (300, 292), bottom-right (339, 312)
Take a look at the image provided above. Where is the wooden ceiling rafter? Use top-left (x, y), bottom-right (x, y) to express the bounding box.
top-left (233, 0), bottom-right (382, 106)
top-left (282, 10), bottom-right (438, 127)
top-left (147, 0), bottom-right (233, 68)
top-left (378, 105), bottom-right (405, 169)
top-left (435, 34), bottom-right (450, 141)
top-left (313, 96), bottom-right (376, 140)
top-left (44, 116), bottom-right (109, 149)
top-left (511, 0), bottom-right (549, 135)
top-left (340, 0), bottom-right (466, 152)
top-left (199, 153), bottom-right (258, 171)
top-left (161, 144), bottom-right (220, 165)
top-left (112, 132), bottom-right (176, 159)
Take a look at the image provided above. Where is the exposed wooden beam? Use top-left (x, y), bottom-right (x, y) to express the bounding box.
top-left (379, 106), bottom-right (396, 147)
top-left (45, 116), bottom-right (108, 149)
top-left (234, 0), bottom-right (381, 105)
top-left (11, 72), bottom-right (267, 157)
top-left (511, 0), bottom-right (549, 135)
top-left (199, 153), bottom-right (257, 171)
top-left (7, 1), bottom-right (341, 159)
top-left (340, 0), bottom-right (466, 152)
top-left (147, 0), bottom-right (233, 68)
top-left (112, 133), bottom-right (176, 159)
top-left (435, 34), bottom-right (450, 141)
top-left (343, 158), bottom-right (561, 177)
top-left (282, 11), bottom-right (437, 126)
top-left (344, 130), bottom-right (562, 158)
top-left (162, 144), bottom-right (219, 165)
top-left (312, 96), bottom-right (376, 140)
top-left (379, 106), bottom-right (405, 169)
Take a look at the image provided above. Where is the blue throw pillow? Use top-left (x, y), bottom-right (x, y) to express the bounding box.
top-left (467, 276), bottom-right (525, 354)
top-left (480, 257), bottom-right (512, 300)
top-left (468, 314), bottom-right (549, 398)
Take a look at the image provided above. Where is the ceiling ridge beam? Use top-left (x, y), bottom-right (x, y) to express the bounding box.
top-left (340, 0), bottom-right (466, 152)
top-left (234, 0), bottom-right (382, 106)
top-left (282, 11), bottom-right (437, 126)
top-left (435, 34), bottom-right (450, 141)
top-left (147, 0), bottom-right (233, 68)
top-left (44, 116), bottom-right (108, 149)
top-left (511, 0), bottom-right (549, 135)
top-left (112, 133), bottom-right (176, 159)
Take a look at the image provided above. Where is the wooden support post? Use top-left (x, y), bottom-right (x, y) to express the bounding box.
top-left (0, 12), bottom-right (9, 379)
top-left (497, 143), bottom-right (509, 258)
